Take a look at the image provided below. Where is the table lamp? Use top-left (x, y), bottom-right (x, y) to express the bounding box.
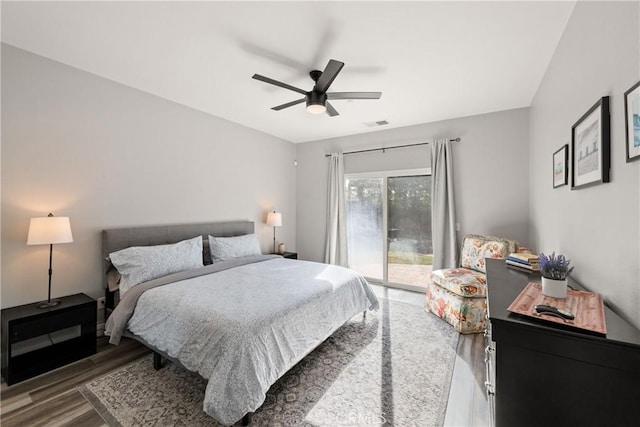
top-left (266, 211), bottom-right (282, 254)
top-left (27, 213), bottom-right (73, 308)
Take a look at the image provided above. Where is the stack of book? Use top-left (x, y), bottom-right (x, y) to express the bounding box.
top-left (506, 252), bottom-right (540, 272)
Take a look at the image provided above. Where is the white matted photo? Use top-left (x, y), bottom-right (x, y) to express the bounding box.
top-left (553, 144), bottom-right (568, 188)
top-left (571, 96), bottom-right (610, 189)
top-left (624, 81), bottom-right (640, 162)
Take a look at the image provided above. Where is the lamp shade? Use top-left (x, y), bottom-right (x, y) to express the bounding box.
top-left (27, 215), bottom-right (73, 245)
top-left (266, 212), bottom-right (282, 227)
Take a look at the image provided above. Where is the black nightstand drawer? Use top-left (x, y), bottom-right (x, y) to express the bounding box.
top-left (11, 304), bottom-right (94, 343)
top-left (1, 293), bottom-right (97, 385)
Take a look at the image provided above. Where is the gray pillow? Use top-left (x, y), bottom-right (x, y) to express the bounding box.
top-left (208, 234), bottom-right (261, 262)
top-left (109, 236), bottom-right (204, 295)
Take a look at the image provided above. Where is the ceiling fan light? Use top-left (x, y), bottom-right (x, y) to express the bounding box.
top-left (306, 103), bottom-right (326, 114)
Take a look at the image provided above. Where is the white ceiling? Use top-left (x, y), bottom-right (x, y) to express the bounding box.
top-left (1, 1), bottom-right (576, 143)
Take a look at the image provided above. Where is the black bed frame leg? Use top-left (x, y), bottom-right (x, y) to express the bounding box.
top-left (241, 413), bottom-right (252, 426)
top-left (363, 310), bottom-right (367, 319)
top-left (153, 352), bottom-right (163, 370)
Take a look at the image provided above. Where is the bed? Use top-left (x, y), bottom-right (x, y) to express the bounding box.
top-left (102, 221), bottom-right (379, 426)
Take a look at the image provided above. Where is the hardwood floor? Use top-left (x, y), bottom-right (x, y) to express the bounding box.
top-left (444, 333), bottom-right (489, 427)
top-left (1, 337), bottom-right (150, 427)
top-left (1, 287), bottom-right (488, 426)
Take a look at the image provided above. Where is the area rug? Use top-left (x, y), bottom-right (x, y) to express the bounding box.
top-left (79, 299), bottom-right (458, 426)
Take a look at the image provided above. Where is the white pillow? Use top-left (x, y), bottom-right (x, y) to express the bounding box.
top-left (109, 236), bottom-right (204, 295)
top-left (208, 233), bottom-right (261, 262)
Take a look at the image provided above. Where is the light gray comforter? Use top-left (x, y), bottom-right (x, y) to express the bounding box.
top-left (105, 255), bottom-right (378, 425)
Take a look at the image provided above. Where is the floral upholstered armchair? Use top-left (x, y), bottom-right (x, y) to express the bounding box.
top-left (425, 234), bottom-right (518, 333)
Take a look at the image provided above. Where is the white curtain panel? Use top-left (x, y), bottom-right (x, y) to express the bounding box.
top-left (431, 139), bottom-right (458, 269)
top-left (324, 153), bottom-right (348, 266)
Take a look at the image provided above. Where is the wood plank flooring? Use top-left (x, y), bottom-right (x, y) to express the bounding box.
top-left (1, 337), bottom-right (150, 427)
top-left (1, 287), bottom-right (488, 426)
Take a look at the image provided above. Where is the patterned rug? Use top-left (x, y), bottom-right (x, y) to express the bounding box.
top-left (79, 299), bottom-right (458, 426)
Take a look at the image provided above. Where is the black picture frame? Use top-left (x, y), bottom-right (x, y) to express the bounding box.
top-left (624, 80), bottom-right (640, 162)
top-left (553, 144), bottom-right (568, 188)
top-left (571, 96), bottom-right (610, 189)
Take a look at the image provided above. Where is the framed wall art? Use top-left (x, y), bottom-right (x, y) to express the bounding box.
top-left (571, 96), bottom-right (610, 189)
top-left (553, 144), bottom-right (568, 188)
top-left (624, 80), bottom-right (640, 162)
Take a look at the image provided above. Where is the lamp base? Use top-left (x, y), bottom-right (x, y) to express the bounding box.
top-left (37, 299), bottom-right (61, 309)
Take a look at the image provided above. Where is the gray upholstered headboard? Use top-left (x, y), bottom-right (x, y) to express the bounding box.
top-left (102, 220), bottom-right (254, 289)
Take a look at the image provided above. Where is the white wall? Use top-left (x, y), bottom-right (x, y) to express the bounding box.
top-left (1, 44), bottom-right (296, 308)
top-left (529, 1), bottom-right (640, 327)
top-left (296, 108), bottom-right (530, 263)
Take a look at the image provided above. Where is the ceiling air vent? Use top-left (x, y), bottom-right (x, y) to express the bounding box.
top-left (363, 120), bottom-right (389, 128)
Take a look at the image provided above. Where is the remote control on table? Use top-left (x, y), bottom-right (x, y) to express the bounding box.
top-left (534, 304), bottom-right (575, 321)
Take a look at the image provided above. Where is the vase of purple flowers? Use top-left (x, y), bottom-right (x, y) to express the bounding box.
top-left (539, 252), bottom-right (574, 298)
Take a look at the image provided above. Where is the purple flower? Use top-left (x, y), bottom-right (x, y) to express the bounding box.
top-left (539, 252), bottom-right (574, 280)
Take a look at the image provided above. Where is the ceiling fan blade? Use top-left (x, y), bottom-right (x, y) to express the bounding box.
top-left (314, 59), bottom-right (344, 93)
top-left (271, 98), bottom-right (306, 111)
top-left (327, 92), bottom-right (382, 100)
top-left (325, 102), bottom-right (339, 117)
top-left (252, 74), bottom-right (307, 95)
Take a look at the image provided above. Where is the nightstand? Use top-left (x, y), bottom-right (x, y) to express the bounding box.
top-left (1, 293), bottom-right (97, 385)
top-left (279, 252), bottom-right (298, 259)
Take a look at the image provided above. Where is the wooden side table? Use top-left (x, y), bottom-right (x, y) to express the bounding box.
top-left (1, 293), bottom-right (97, 385)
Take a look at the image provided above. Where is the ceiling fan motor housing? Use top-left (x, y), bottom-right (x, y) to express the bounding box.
top-left (306, 90), bottom-right (327, 108)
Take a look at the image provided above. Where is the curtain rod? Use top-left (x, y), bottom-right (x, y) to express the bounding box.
top-left (324, 138), bottom-right (461, 157)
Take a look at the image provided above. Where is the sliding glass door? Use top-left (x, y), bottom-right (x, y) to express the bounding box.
top-left (345, 169), bottom-right (432, 291)
top-left (345, 177), bottom-right (384, 281)
top-left (387, 175), bottom-right (432, 287)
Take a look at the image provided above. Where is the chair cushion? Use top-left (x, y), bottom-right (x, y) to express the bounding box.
top-left (460, 234), bottom-right (517, 273)
top-left (431, 268), bottom-right (487, 297)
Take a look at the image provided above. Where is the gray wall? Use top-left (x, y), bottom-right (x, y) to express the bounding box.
top-left (529, 1), bottom-right (640, 327)
top-left (1, 44), bottom-right (296, 308)
top-left (296, 108), bottom-right (530, 263)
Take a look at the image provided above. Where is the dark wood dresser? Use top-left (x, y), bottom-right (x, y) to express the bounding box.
top-left (485, 258), bottom-right (640, 427)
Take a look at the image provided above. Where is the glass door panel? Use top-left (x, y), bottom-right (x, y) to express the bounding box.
top-left (387, 176), bottom-right (432, 288)
top-left (345, 177), bottom-right (383, 280)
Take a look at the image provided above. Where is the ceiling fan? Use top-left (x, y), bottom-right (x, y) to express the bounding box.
top-left (252, 59), bottom-right (381, 117)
